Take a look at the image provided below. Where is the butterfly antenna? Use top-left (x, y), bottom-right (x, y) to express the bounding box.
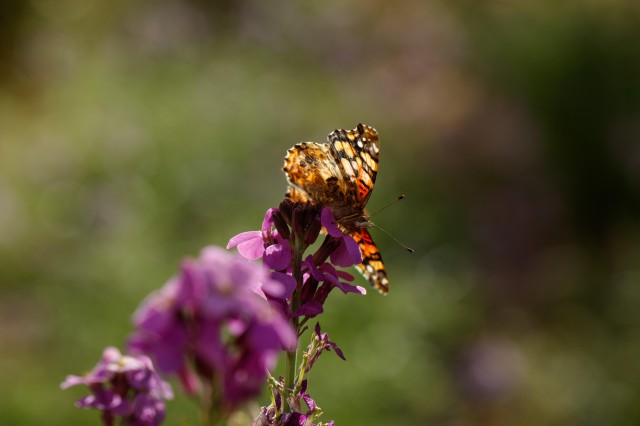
top-left (371, 222), bottom-right (415, 253)
top-left (368, 194), bottom-right (406, 218)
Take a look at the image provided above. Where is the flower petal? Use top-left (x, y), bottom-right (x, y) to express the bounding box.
top-left (227, 231), bottom-right (261, 249)
top-left (235, 235), bottom-right (266, 260)
top-left (335, 281), bottom-right (367, 295)
top-left (293, 301), bottom-right (324, 318)
top-left (343, 235), bottom-right (362, 264)
top-left (264, 242), bottom-right (291, 270)
top-left (330, 235), bottom-right (362, 267)
top-left (329, 341), bottom-right (346, 361)
top-left (304, 256), bottom-right (325, 281)
top-left (320, 207), bottom-right (342, 237)
top-left (60, 375), bottom-right (86, 389)
top-left (335, 269), bottom-right (354, 282)
top-left (268, 271), bottom-right (296, 298)
top-left (262, 208), bottom-right (278, 234)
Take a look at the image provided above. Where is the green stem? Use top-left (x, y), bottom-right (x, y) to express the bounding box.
top-left (285, 233), bottom-right (305, 391)
top-left (202, 402), bottom-right (222, 426)
top-left (284, 341), bottom-right (297, 392)
top-left (201, 377), bottom-right (225, 426)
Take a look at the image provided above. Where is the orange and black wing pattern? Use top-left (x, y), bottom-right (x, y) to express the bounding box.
top-left (327, 124), bottom-right (380, 208)
top-left (283, 124), bottom-right (389, 293)
top-left (352, 227), bottom-right (389, 294)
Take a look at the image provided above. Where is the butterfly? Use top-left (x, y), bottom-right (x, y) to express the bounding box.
top-left (282, 123), bottom-right (389, 294)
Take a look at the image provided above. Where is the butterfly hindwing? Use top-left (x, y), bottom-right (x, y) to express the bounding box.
top-left (352, 228), bottom-right (389, 294)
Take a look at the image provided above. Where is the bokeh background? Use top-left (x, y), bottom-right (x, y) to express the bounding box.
top-left (2, 1), bottom-right (640, 425)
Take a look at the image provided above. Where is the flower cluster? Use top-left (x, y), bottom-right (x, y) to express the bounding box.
top-left (61, 347), bottom-right (173, 426)
top-left (64, 200), bottom-right (368, 425)
top-left (227, 200), bottom-right (366, 321)
top-left (126, 246), bottom-right (297, 412)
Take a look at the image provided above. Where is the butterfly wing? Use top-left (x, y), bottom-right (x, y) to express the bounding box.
top-left (283, 142), bottom-right (350, 205)
top-left (328, 124), bottom-right (380, 209)
top-left (352, 228), bottom-right (389, 294)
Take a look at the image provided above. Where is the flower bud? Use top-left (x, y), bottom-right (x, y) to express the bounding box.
top-left (272, 210), bottom-right (290, 240)
top-left (278, 199), bottom-right (295, 226)
top-left (304, 215), bottom-right (322, 245)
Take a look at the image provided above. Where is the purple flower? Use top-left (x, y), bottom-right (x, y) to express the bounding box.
top-left (228, 202), bottom-right (366, 321)
top-left (229, 201), bottom-right (365, 424)
top-left (291, 256), bottom-right (365, 319)
top-left (127, 246), bottom-right (296, 409)
top-left (305, 256), bottom-right (365, 295)
top-left (228, 208), bottom-right (292, 270)
top-left (61, 347), bottom-right (172, 426)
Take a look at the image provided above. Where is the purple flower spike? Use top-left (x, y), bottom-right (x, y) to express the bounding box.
top-left (62, 347), bottom-right (172, 426)
top-left (127, 246), bottom-right (296, 410)
top-left (233, 201), bottom-right (379, 424)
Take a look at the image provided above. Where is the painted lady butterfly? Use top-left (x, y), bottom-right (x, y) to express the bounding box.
top-left (283, 124), bottom-right (389, 294)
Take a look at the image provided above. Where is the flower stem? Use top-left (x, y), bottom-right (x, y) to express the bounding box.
top-left (285, 342), bottom-right (297, 392)
top-left (101, 412), bottom-right (113, 426)
top-left (202, 402), bottom-right (222, 426)
top-left (200, 377), bottom-right (225, 426)
top-left (285, 233), bottom-right (305, 391)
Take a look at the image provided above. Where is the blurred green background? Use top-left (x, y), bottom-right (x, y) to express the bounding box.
top-left (2, 1), bottom-right (640, 425)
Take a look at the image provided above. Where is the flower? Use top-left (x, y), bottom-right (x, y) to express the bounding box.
top-left (291, 256), bottom-right (365, 318)
top-left (227, 208), bottom-right (292, 270)
top-left (127, 246), bottom-right (296, 409)
top-left (227, 202), bottom-right (366, 321)
top-left (61, 347), bottom-right (172, 426)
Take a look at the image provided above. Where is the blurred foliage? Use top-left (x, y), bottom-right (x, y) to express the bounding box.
top-left (1, 0), bottom-right (640, 425)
